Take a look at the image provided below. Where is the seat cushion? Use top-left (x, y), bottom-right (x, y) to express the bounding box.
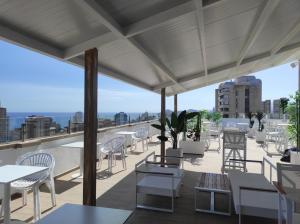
top-left (228, 170), bottom-right (278, 219)
top-left (137, 175), bottom-right (181, 197)
top-left (146, 165), bottom-right (184, 179)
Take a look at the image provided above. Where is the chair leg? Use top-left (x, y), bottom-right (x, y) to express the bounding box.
top-left (142, 140), bottom-right (145, 152)
top-left (98, 154), bottom-right (103, 169)
top-left (122, 151), bottom-right (127, 170)
top-left (146, 139), bottom-right (149, 151)
top-left (22, 190), bottom-right (27, 206)
top-left (33, 185), bottom-right (41, 221)
top-left (48, 178), bottom-right (56, 207)
top-left (0, 202), bottom-right (3, 217)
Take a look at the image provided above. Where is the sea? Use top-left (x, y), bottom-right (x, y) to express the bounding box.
top-left (7, 112), bottom-right (158, 130)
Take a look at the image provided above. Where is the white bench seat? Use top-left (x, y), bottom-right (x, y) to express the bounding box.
top-left (137, 175), bottom-right (181, 197)
top-left (228, 170), bottom-right (278, 219)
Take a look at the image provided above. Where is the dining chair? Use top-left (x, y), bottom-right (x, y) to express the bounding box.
top-left (131, 126), bottom-right (149, 152)
top-left (8, 151), bottom-right (56, 221)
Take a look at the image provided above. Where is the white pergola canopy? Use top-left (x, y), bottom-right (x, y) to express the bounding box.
top-left (1, 0), bottom-right (300, 96)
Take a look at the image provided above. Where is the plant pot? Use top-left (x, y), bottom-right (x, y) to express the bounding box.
top-left (255, 131), bottom-right (266, 144)
top-left (248, 128), bottom-right (255, 138)
top-left (290, 151), bottom-right (300, 164)
top-left (166, 147), bottom-right (183, 166)
top-left (179, 140), bottom-right (205, 155)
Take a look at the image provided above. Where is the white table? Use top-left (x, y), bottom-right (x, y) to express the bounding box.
top-left (116, 131), bottom-right (136, 153)
top-left (237, 123), bottom-right (249, 131)
top-left (36, 203), bottom-right (132, 224)
top-left (0, 165), bottom-right (48, 224)
top-left (62, 141), bottom-right (101, 179)
top-left (277, 123), bottom-right (290, 127)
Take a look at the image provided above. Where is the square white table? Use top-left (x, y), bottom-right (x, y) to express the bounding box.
top-left (0, 165), bottom-right (48, 224)
top-left (36, 203), bottom-right (132, 224)
top-left (61, 141), bottom-right (101, 179)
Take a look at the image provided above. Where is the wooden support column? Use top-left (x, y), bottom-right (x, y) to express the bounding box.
top-left (83, 48), bottom-right (98, 206)
top-left (161, 88), bottom-right (166, 165)
top-left (174, 94), bottom-right (178, 115)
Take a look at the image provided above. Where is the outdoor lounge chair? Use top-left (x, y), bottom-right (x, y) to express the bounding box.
top-left (228, 158), bottom-right (278, 224)
top-left (135, 152), bottom-right (184, 213)
top-left (276, 163), bottom-right (300, 224)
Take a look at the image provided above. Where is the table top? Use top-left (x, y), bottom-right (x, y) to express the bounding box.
top-left (196, 172), bottom-right (231, 192)
top-left (116, 131), bottom-right (136, 135)
top-left (277, 123), bottom-right (290, 126)
top-left (237, 123), bottom-right (248, 125)
top-left (62, 141), bottom-right (101, 148)
top-left (0, 165), bottom-right (48, 184)
top-left (36, 203), bottom-right (132, 224)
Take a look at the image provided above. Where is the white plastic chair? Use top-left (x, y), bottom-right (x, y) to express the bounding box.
top-left (98, 136), bottom-right (126, 174)
top-left (132, 126), bottom-right (149, 152)
top-left (10, 151), bottom-right (56, 221)
top-left (222, 130), bottom-right (247, 173)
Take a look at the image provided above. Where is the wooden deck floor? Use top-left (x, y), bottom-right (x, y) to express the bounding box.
top-left (1, 138), bottom-right (280, 224)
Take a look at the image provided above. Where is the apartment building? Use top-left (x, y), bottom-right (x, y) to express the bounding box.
top-left (215, 76), bottom-right (262, 118)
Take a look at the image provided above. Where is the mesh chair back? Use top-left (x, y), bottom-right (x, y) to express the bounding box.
top-left (134, 126), bottom-right (149, 139)
top-left (102, 136), bottom-right (125, 153)
top-left (277, 163), bottom-right (300, 190)
top-left (16, 151), bottom-right (55, 182)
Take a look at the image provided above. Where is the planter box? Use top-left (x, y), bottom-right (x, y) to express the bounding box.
top-left (166, 147), bottom-right (183, 166)
top-left (291, 151), bottom-right (300, 164)
top-left (248, 128), bottom-right (255, 138)
top-left (179, 140), bottom-right (205, 155)
top-left (255, 131), bottom-right (266, 144)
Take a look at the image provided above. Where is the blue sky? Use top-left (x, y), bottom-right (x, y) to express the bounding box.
top-left (0, 40), bottom-right (298, 113)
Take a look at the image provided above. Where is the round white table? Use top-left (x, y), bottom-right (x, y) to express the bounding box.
top-left (116, 131), bottom-right (136, 153)
top-left (62, 141), bottom-right (101, 179)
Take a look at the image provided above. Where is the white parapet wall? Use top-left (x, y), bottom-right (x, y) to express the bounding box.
top-left (0, 120), bottom-right (159, 178)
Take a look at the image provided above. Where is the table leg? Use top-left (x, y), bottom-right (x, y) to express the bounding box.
top-left (79, 148), bottom-right (84, 176)
top-left (3, 183), bottom-right (10, 224)
top-left (71, 148), bottom-right (84, 179)
top-left (210, 191), bottom-right (215, 212)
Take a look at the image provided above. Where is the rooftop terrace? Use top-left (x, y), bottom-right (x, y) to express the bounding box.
top-left (1, 130), bottom-right (282, 224)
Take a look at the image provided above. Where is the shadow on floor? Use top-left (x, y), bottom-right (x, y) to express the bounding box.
top-left (40, 180), bottom-right (81, 195)
top-left (183, 154), bottom-right (204, 166)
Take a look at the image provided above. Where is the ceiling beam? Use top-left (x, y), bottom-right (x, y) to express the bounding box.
top-left (82, 0), bottom-right (186, 90)
top-left (271, 18), bottom-right (300, 55)
top-left (125, 1), bottom-right (194, 38)
top-left (0, 22), bottom-right (63, 59)
top-left (64, 0), bottom-right (226, 59)
top-left (68, 57), bottom-right (153, 91)
top-left (64, 32), bottom-right (118, 60)
top-left (194, 0), bottom-right (208, 76)
top-left (236, 0), bottom-right (280, 66)
top-left (153, 40), bottom-right (300, 91)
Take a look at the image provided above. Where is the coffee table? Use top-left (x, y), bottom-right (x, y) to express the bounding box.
top-left (194, 172), bottom-right (231, 216)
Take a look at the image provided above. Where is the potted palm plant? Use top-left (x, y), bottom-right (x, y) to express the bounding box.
top-left (152, 110), bottom-right (186, 159)
top-left (255, 111), bottom-right (266, 144)
top-left (247, 112), bottom-right (255, 138)
top-left (179, 110), bottom-right (207, 155)
top-left (280, 97), bottom-right (289, 121)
